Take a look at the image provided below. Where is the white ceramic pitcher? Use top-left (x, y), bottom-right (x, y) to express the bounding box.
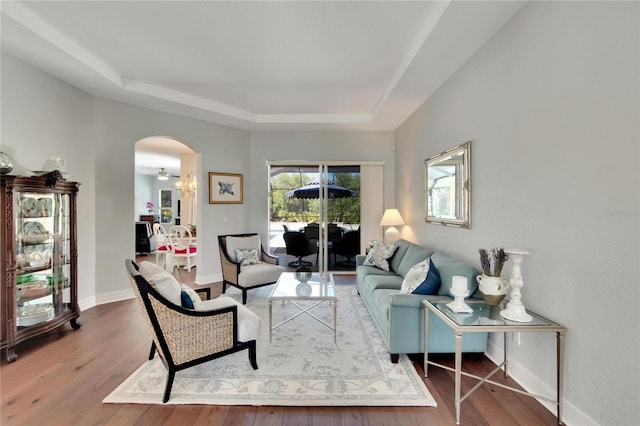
top-left (476, 274), bottom-right (509, 305)
top-left (42, 156), bottom-right (66, 172)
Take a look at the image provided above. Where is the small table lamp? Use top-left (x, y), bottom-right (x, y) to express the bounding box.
top-left (380, 209), bottom-right (405, 244)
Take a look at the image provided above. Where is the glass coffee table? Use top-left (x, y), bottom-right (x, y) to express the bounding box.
top-left (423, 299), bottom-right (567, 425)
top-left (268, 272), bottom-right (337, 343)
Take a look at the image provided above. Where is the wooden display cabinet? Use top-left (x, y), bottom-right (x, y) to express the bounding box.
top-left (1, 172), bottom-right (81, 362)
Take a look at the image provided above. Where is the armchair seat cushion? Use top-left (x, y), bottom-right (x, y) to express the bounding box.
top-left (202, 296), bottom-right (261, 342)
top-left (239, 263), bottom-right (286, 288)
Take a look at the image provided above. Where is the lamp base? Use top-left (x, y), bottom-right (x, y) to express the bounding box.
top-left (384, 227), bottom-right (399, 245)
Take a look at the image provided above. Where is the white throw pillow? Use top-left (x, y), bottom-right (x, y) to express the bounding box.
top-left (138, 261), bottom-right (182, 306)
top-left (226, 235), bottom-right (261, 263)
top-left (400, 258), bottom-right (441, 295)
top-left (363, 242), bottom-right (397, 271)
top-left (235, 248), bottom-right (261, 266)
top-left (181, 283), bottom-right (205, 310)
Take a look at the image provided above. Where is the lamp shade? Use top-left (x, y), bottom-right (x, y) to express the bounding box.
top-left (380, 209), bottom-right (405, 227)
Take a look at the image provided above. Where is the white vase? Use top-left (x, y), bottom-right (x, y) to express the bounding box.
top-left (476, 274), bottom-right (508, 305)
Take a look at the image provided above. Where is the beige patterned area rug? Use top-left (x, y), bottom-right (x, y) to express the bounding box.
top-left (103, 284), bottom-right (436, 406)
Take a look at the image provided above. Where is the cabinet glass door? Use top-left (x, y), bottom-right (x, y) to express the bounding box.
top-left (14, 191), bottom-right (71, 328)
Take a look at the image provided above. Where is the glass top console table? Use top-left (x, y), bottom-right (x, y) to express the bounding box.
top-left (422, 299), bottom-right (567, 425)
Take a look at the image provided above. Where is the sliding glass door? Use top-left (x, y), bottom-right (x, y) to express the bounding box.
top-left (269, 163), bottom-right (362, 274)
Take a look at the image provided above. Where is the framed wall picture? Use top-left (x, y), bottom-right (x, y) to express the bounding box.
top-left (160, 208), bottom-right (172, 224)
top-left (160, 189), bottom-right (172, 208)
top-left (209, 172), bottom-right (243, 204)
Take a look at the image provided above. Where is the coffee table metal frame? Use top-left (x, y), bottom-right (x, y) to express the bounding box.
top-left (268, 272), bottom-right (337, 343)
top-left (422, 299), bottom-right (567, 425)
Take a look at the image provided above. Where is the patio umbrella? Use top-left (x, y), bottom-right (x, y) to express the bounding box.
top-left (285, 182), bottom-right (357, 199)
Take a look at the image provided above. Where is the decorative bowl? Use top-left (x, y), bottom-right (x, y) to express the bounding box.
top-left (18, 280), bottom-right (50, 299)
top-left (29, 259), bottom-right (49, 268)
top-left (21, 233), bottom-right (51, 245)
top-left (17, 303), bottom-right (54, 327)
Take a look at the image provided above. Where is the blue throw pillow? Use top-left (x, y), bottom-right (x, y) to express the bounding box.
top-left (180, 290), bottom-right (194, 309)
top-left (400, 258), bottom-right (441, 295)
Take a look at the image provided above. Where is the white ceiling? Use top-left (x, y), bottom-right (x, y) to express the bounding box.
top-left (1, 0), bottom-right (527, 134)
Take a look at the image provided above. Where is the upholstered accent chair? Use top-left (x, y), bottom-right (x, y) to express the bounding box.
top-left (125, 259), bottom-right (259, 403)
top-left (218, 233), bottom-right (286, 304)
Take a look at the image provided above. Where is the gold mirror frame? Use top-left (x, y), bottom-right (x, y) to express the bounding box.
top-left (424, 141), bottom-right (471, 228)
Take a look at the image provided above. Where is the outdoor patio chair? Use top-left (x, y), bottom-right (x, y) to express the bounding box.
top-left (283, 231), bottom-right (315, 267)
top-left (333, 229), bottom-right (360, 267)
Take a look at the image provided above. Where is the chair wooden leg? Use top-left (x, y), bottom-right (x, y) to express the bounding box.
top-left (248, 340), bottom-right (258, 370)
top-left (242, 289), bottom-right (247, 305)
top-left (222, 282), bottom-right (227, 294)
top-left (149, 342), bottom-right (156, 360)
top-left (163, 369), bottom-right (176, 403)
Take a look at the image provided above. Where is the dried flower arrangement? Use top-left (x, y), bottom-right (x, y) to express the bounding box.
top-left (146, 201), bottom-right (154, 213)
top-left (478, 248), bottom-right (510, 277)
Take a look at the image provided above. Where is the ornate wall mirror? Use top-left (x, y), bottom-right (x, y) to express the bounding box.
top-left (424, 141), bottom-right (471, 228)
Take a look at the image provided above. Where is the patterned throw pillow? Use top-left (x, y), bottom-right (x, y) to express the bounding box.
top-left (363, 242), bottom-right (398, 271)
top-left (235, 248), bottom-right (261, 266)
top-left (400, 258), bottom-right (441, 295)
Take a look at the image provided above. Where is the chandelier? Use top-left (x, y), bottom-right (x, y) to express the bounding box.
top-left (157, 168), bottom-right (169, 181)
top-left (176, 173), bottom-right (197, 197)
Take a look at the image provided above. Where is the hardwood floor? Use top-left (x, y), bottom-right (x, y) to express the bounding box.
top-left (1, 260), bottom-right (558, 425)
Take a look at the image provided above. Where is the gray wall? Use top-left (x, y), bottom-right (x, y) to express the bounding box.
top-left (1, 53), bottom-right (97, 306)
top-left (395, 2), bottom-right (639, 425)
top-left (92, 98), bottom-right (251, 296)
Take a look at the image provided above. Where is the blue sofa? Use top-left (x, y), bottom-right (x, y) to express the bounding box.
top-left (356, 239), bottom-right (488, 363)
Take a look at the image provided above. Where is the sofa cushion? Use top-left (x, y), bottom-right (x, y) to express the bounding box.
top-left (357, 264), bottom-right (398, 280)
top-left (363, 242), bottom-right (398, 271)
top-left (360, 274), bottom-right (403, 299)
top-left (238, 263), bottom-right (285, 288)
top-left (389, 239), bottom-right (411, 273)
top-left (430, 251), bottom-right (481, 296)
top-left (226, 235), bottom-right (261, 263)
top-left (397, 244), bottom-right (436, 278)
top-left (138, 261), bottom-right (182, 306)
top-left (400, 258), bottom-right (441, 295)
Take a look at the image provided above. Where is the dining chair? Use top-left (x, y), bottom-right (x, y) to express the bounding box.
top-left (153, 223), bottom-right (171, 268)
top-left (168, 225), bottom-right (197, 271)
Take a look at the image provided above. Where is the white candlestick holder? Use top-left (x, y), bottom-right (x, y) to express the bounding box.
top-left (447, 276), bottom-right (472, 313)
top-left (500, 248), bottom-right (532, 322)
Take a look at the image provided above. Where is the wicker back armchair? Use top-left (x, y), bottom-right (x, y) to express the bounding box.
top-left (125, 259), bottom-right (258, 403)
top-left (218, 233), bottom-right (286, 304)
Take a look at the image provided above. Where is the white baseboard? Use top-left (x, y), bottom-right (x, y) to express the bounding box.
top-left (195, 273), bottom-right (222, 286)
top-left (485, 339), bottom-right (598, 426)
top-left (93, 288), bottom-right (134, 307)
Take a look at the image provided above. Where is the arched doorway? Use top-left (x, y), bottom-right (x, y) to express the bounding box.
top-left (134, 136), bottom-right (199, 264)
